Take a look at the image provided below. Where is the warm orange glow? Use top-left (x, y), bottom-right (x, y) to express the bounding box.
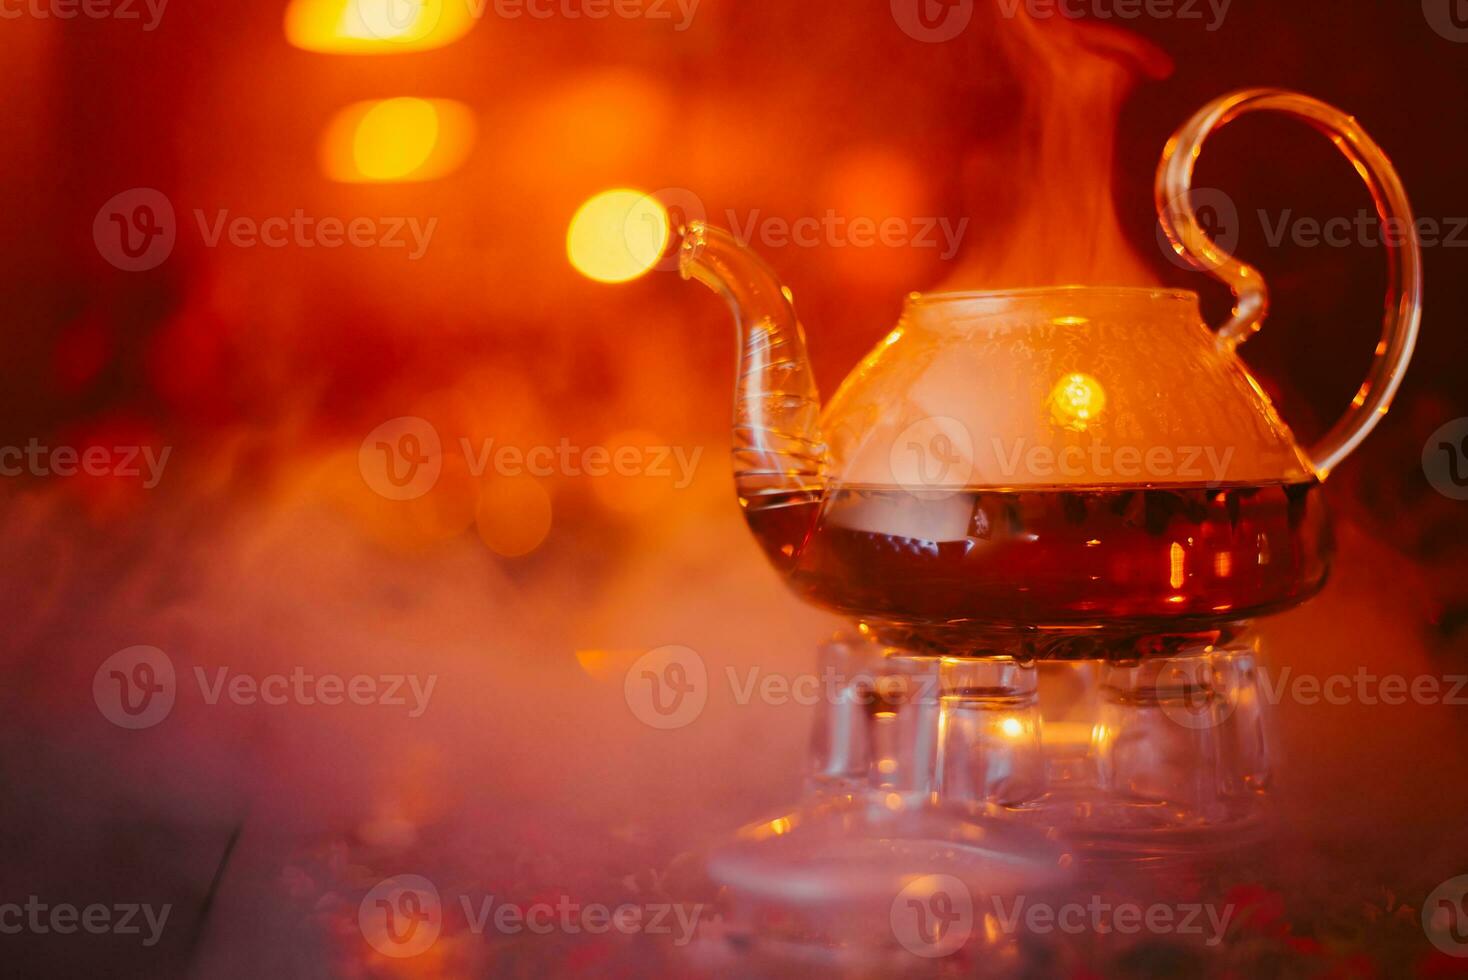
top-left (283, 0), bottom-right (475, 54)
top-left (574, 649), bottom-right (641, 680)
top-left (819, 146), bottom-right (931, 286)
top-left (567, 190), bottom-right (669, 284)
top-left (999, 717), bottom-right (1025, 739)
top-left (1048, 372), bottom-right (1107, 432)
top-left (591, 429), bottom-right (683, 516)
top-left (1169, 541), bottom-right (1186, 589)
top-left (506, 73), bottom-right (673, 187)
top-left (476, 477), bottom-right (552, 557)
top-left (311, 449), bottom-right (475, 554)
top-left (319, 98), bottom-right (475, 184)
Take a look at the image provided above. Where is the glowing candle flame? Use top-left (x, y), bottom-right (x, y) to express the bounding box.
top-left (1048, 372), bottom-right (1107, 432)
top-left (567, 189), bottom-right (670, 284)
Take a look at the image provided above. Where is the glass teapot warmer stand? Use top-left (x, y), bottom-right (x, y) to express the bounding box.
top-left (702, 632), bottom-right (1273, 960)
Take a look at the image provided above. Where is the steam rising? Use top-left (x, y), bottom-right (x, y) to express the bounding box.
top-left (938, 14), bottom-right (1172, 289)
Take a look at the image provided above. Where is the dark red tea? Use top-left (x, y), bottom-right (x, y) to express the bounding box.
top-left (743, 482), bottom-right (1332, 657)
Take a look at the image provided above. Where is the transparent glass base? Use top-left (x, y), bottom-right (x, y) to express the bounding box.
top-left (806, 631), bottom-right (1272, 846)
top-left (705, 793), bottom-right (1071, 969)
top-left (703, 631), bottom-right (1273, 962)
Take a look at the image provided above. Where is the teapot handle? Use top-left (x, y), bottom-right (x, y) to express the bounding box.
top-left (1155, 88), bottom-right (1422, 478)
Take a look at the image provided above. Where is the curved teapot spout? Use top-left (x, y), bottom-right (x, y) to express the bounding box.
top-left (678, 222), bottom-right (828, 513)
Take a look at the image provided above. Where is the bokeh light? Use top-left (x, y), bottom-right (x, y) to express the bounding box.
top-left (1048, 372), bottom-right (1107, 432)
top-left (567, 189), bottom-right (670, 284)
top-left (319, 98), bottom-right (476, 183)
top-left (283, 0), bottom-right (476, 54)
top-left (476, 476), bottom-right (553, 557)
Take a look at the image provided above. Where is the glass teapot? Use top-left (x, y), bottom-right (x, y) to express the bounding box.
top-left (675, 89), bottom-right (1421, 660)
